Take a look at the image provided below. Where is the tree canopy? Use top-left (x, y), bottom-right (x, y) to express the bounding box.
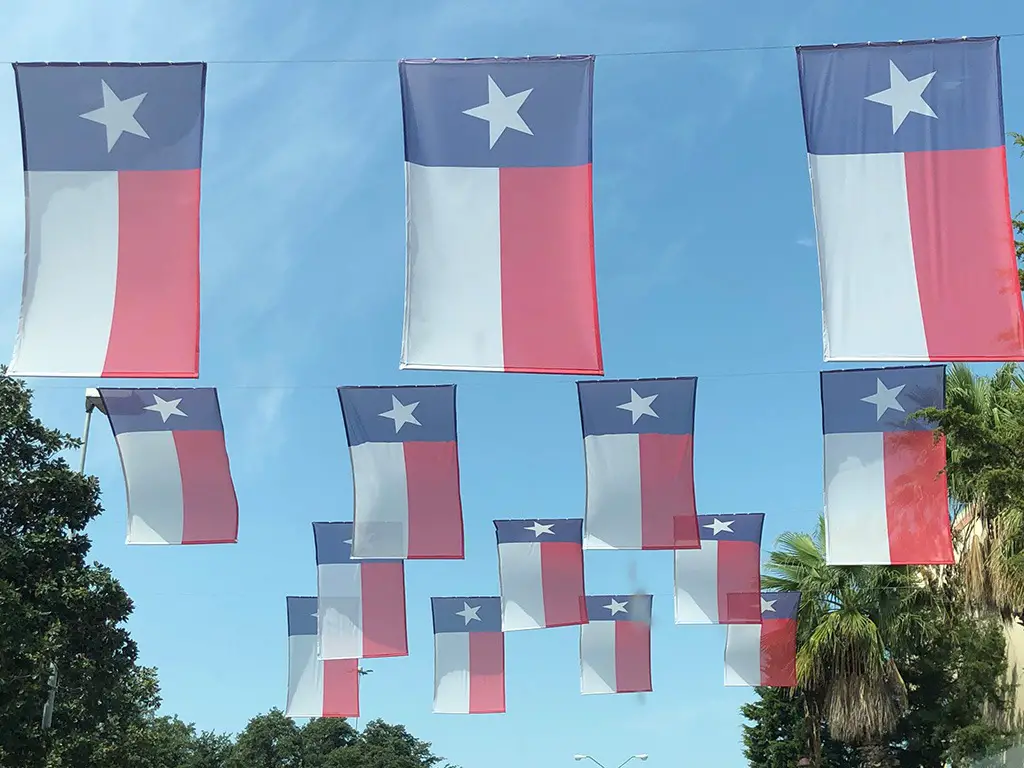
top-left (0, 372), bottom-right (452, 768)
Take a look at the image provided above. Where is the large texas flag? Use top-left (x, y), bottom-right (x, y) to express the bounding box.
top-left (398, 56), bottom-right (602, 375)
top-left (796, 37), bottom-right (1024, 361)
top-left (9, 62), bottom-right (206, 378)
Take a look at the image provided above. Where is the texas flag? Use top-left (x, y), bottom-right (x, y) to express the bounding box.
top-left (580, 594), bottom-right (653, 695)
top-left (338, 385), bottom-right (464, 559)
top-left (313, 522), bottom-right (408, 660)
top-left (796, 37), bottom-right (1024, 362)
top-left (9, 62), bottom-right (206, 378)
top-left (398, 56), bottom-right (602, 375)
top-left (285, 596), bottom-right (360, 718)
top-left (97, 388), bottom-right (238, 545)
top-left (431, 596), bottom-right (505, 714)
top-left (578, 377), bottom-right (699, 550)
top-left (821, 365), bottom-right (952, 565)
top-left (725, 591), bottom-right (800, 688)
top-left (494, 519), bottom-right (588, 631)
top-left (674, 513), bottom-right (764, 625)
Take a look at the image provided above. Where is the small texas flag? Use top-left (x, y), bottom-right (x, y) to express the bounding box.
top-left (431, 596), bottom-right (505, 714)
top-left (285, 596), bottom-right (360, 718)
top-left (338, 384), bottom-right (464, 559)
top-left (725, 591), bottom-right (800, 688)
top-left (579, 594), bottom-right (653, 695)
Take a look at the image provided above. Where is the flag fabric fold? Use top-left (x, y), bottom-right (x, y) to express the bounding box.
top-left (285, 596), bottom-right (360, 718)
top-left (494, 518), bottom-right (587, 631)
top-left (674, 513), bottom-right (764, 624)
top-left (10, 62), bottom-right (207, 377)
top-left (725, 591), bottom-right (800, 687)
top-left (579, 594), bottom-right (653, 695)
top-left (339, 385), bottom-right (464, 559)
top-left (313, 522), bottom-right (408, 660)
top-left (796, 37), bottom-right (1024, 361)
top-left (821, 365), bottom-right (952, 565)
top-left (578, 377), bottom-right (699, 550)
top-left (398, 55), bottom-right (602, 374)
top-left (431, 596), bottom-right (505, 714)
top-left (98, 387), bottom-right (237, 545)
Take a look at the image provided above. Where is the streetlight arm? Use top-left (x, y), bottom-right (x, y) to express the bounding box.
top-left (576, 758), bottom-right (606, 768)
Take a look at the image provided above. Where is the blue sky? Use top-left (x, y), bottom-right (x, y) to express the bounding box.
top-left (0, 1), bottom-right (1020, 766)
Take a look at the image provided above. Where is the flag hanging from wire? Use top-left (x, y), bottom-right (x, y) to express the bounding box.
top-left (313, 522), bottom-right (408, 659)
top-left (285, 597), bottom-right (360, 717)
top-left (580, 594), bottom-right (653, 695)
top-left (724, 591), bottom-right (800, 687)
top-left (796, 37), bottom-right (1024, 362)
top-left (495, 519), bottom-right (588, 631)
top-left (578, 377), bottom-right (699, 550)
top-left (97, 388), bottom-right (237, 545)
top-left (338, 385), bottom-right (464, 559)
top-left (398, 55), bottom-right (602, 374)
top-left (9, 62), bottom-right (206, 378)
top-left (431, 596), bottom-right (505, 714)
top-left (821, 365), bottom-right (952, 565)
top-left (674, 513), bottom-right (763, 625)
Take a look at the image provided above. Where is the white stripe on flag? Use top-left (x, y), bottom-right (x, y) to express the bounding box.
top-left (724, 623), bottom-right (763, 687)
top-left (674, 540), bottom-right (720, 624)
top-left (498, 542), bottom-right (546, 631)
top-left (824, 431), bottom-right (891, 564)
top-left (809, 152), bottom-right (928, 360)
top-left (11, 171), bottom-right (120, 376)
top-left (350, 441), bottom-right (410, 558)
top-left (583, 433), bottom-right (642, 549)
top-left (286, 634), bottom-right (323, 717)
top-left (317, 563), bottom-right (363, 659)
top-left (433, 631), bottom-right (470, 714)
top-left (116, 431), bottom-right (184, 545)
top-left (402, 162), bottom-right (505, 371)
top-left (580, 620), bottom-right (617, 694)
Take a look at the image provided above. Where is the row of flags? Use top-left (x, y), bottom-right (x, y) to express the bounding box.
top-left (4, 37), bottom-right (1022, 379)
top-left (286, 519), bottom-right (801, 717)
top-left (82, 364), bottom-right (952, 569)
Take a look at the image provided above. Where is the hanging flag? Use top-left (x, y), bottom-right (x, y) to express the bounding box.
top-left (338, 385), bottom-right (463, 559)
top-left (398, 55), bottom-right (602, 375)
top-left (674, 513), bottom-right (763, 625)
top-left (9, 62), bottom-right (207, 378)
top-left (578, 377), bottom-right (699, 550)
top-left (796, 37), bottom-right (1024, 362)
top-left (821, 365), bottom-right (952, 565)
top-left (431, 596), bottom-right (505, 714)
top-left (313, 522), bottom-right (408, 659)
top-left (494, 519), bottom-right (587, 631)
top-left (725, 591), bottom-right (800, 688)
top-left (285, 596), bottom-right (360, 717)
top-left (97, 388), bottom-right (237, 545)
top-left (580, 594), bottom-right (653, 695)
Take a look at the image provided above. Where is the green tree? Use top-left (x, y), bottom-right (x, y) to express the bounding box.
top-left (0, 372), bottom-right (162, 767)
top-left (741, 687), bottom-right (857, 768)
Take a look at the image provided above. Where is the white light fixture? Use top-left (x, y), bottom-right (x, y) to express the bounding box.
top-left (635, 757), bottom-right (648, 762)
top-left (574, 757), bottom-right (588, 762)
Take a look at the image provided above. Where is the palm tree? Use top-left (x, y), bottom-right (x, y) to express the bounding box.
top-left (762, 515), bottom-right (935, 767)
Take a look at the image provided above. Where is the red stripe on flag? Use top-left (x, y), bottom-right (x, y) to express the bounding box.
top-left (613, 621), bottom-right (652, 693)
top-left (760, 618), bottom-right (796, 687)
top-left (104, 170), bottom-right (201, 377)
top-left (717, 541), bottom-right (762, 624)
top-left (403, 440), bottom-right (464, 559)
top-left (359, 562), bottom-right (408, 658)
top-left (638, 433), bottom-right (698, 549)
top-left (173, 430), bottom-right (238, 545)
top-left (468, 631), bottom-right (506, 714)
top-left (322, 658), bottom-right (360, 717)
top-left (498, 164), bottom-right (602, 374)
top-left (882, 431), bottom-right (952, 565)
top-left (539, 541), bottom-right (588, 627)
top-left (904, 146), bottom-right (1024, 361)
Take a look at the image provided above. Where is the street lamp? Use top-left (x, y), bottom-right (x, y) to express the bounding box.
top-left (574, 755), bottom-right (649, 768)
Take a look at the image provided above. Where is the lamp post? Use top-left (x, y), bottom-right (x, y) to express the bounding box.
top-left (574, 755), bottom-right (648, 768)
